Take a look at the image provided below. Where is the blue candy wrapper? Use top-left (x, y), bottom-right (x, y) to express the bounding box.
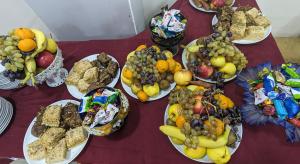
top-left (283, 97), bottom-right (300, 118)
top-left (92, 96), bottom-right (108, 105)
top-left (79, 96), bottom-right (93, 113)
top-left (272, 99), bottom-right (288, 120)
top-left (263, 74), bottom-right (276, 93)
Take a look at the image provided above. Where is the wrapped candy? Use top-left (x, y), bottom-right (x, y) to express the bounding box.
top-left (288, 118), bottom-right (300, 128)
top-left (291, 88), bottom-right (300, 99)
top-left (90, 104), bottom-right (119, 128)
top-left (284, 97), bottom-right (300, 118)
top-left (282, 64), bottom-right (300, 79)
top-left (274, 71), bottom-right (286, 83)
top-left (79, 96), bottom-right (93, 113)
top-left (254, 88), bottom-right (269, 105)
top-left (277, 83), bottom-right (292, 96)
top-left (263, 74), bottom-right (276, 93)
top-left (272, 99), bottom-right (288, 120)
top-left (285, 79), bottom-right (300, 87)
top-left (151, 9), bottom-right (186, 39)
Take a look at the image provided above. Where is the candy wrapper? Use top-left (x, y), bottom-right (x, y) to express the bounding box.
top-left (277, 83), bottom-right (292, 96)
top-left (284, 97), bottom-right (300, 118)
top-left (90, 104), bottom-right (119, 128)
top-left (263, 74), bottom-right (276, 93)
top-left (281, 64), bottom-right (300, 79)
top-left (151, 9), bottom-right (186, 39)
top-left (272, 99), bottom-right (288, 120)
top-left (291, 88), bottom-right (300, 99)
top-left (254, 88), bottom-right (269, 105)
top-left (285, 79), bottom-right (300, 88)
top-left (274, 71), bottom-right (286, 83)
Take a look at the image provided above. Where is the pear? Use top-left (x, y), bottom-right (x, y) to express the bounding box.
top-left (187, 45), bottom-right (203, 53)
top-left (219, 63), bottom-right (236, 75)
top-left (210, 56), bottom-right (225, 67)
top-left (46, 38), bottom-right (57, 54)
top-left (207, 146), bottom-right (231, 163)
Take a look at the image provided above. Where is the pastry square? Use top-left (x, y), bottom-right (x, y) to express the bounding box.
top-left (246, 8), bottom-right (259, 20)
top-left (230, 24), bottom-right (246, 40)
top-left (42, 105), bottom-right (62, 127)
top-left (61, 103), bottom-right (82, 129)
top-left (65, 126), bottom-right (88, 148)
top-left (73, 60), bottom-right (93, 77)
top-left (83, 67), bottom-right (99, 83)
top-left (232, 11), bottom-right (246, 25)
top-left (245, 26), bottom-right (265, 40)
top-left (65, 71), bottom-right (81, 85)
top-left (40, 127), bottom-right (65, 149)
top-left (254, 16), bottom-right (271, 28)
top-left (77, 79), bottom-right (90, 93)
top-left (27, 139), bottom-right (46, 160)
top-left (46, 138), bottom-right (67, 164)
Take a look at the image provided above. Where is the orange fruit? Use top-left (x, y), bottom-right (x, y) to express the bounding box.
top-left (176, 115), bottom-right (186, 128)
top-left (123, 67), bottom-right (133, 79)
top-left (18, 39), bottom-right (36, 52)
top-left (14, 28), bottom-right (35, 40)
top-left (137, 91), bottom-right (149, 102)
top-left (156, 60), bottom-right (169, 73)
top-left (172, 62), bottom-right (182, 73)
top-left (167, 58), bottom-right (176, 72)
top-left (136, 44), bottom-right (147, 51)
top-left (204, 118), bottom-right (225, 136)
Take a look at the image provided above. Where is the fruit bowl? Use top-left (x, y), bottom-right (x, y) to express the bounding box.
top-left (0, 48), bottom-right (66, 89)
top-left (182, 33), bottom-right (248, 84)
top-left (78, 87), bottom-right (129, 136)
top-left (189, 0), bottom-right (235, 13)
top-left (0, 28), bottom-right (65, 89)
top-left (121, 45), bottom-right (181, 102)
top-left (160, 85), bottom-right (242, 163)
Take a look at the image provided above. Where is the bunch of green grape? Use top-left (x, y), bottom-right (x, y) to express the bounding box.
top-left (224, 47), bottom-right (248, 71)
top-left (126, 47), bottom-right (162, 85)
top-left (0, 35), bottom-right (25, 72)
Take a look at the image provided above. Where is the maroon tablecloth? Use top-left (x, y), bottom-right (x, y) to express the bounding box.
top-left (1, 0), bottom-right (299, 164)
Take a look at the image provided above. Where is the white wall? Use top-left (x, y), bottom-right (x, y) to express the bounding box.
top-left (0, 0), bottom-right (55, 39)
top-left (142, 0), bottom-right (176, 25)
top-left (257, 0), bottom-right (300, 37)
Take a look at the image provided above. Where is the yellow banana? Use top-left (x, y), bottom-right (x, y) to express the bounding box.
top-left (20, 68), bottom-right (31, 84)
top-left (30, 28), bottom-right (47, 58)
top-left (21, 57), bottom-right (37, 86)
top-left (159, 125), bottom-right (231, 148)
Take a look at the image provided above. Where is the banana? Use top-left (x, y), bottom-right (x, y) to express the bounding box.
top-left (21, 57), bottom-right (37, 86)
top-left (30, 28), bottom-right (47, 58)
top-left (159, 125), bottom-right (231, 148)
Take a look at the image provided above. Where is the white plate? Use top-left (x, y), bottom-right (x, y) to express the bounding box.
top-left (0, 98), bottom-right (13, 134)
top-left (120, 66), bottom-right (176, 101)
top-left (0, 61), bottom-right (5, 73)
top-left (211, 9), bottom-right (272, 44)
top-left (66, 54), bottom-right (120, 99)
top-left (23, 99), bottom-right (89, 164)
top-left (182, 39), bottom-right (238, 83)
top-left (189, 0), bottom-right (235, 13)
top-left (164, 104), bottom-right (242, 163)
top-left (0, 106), bottom-right (13, 134)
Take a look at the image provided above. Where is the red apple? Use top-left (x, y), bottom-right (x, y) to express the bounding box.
top-left (211, 0), bottom-right (226, 7)
top-left (194, 101), bottom-right (204, 114)
top-left (198, 65), bottom-right (214, 79)
top-left (36, 51), bottom-right (55, 69)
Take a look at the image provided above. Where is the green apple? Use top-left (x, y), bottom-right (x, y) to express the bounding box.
top-left (210, 56), bottom-right (226, 67)
top-left (46, 38), bottom-right (57, 54)
top-left (219, 63), bottom-right (236, 75)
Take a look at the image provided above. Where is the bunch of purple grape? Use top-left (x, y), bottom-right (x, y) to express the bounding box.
top-left (3, 70), bottom-right (24, 82)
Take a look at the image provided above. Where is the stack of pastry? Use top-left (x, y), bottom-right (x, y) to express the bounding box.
top-left (27, 104), bottom-right (88, 163)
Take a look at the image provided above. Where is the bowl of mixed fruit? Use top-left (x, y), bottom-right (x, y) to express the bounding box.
top-left (160, 85), bottom-right (242, 163)
top-left (189, 0), bottom-right (235, 13)
top-left (121, 45), bottom-right (182, 102)
top-left (182, 32), bottom-right (248, 84)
